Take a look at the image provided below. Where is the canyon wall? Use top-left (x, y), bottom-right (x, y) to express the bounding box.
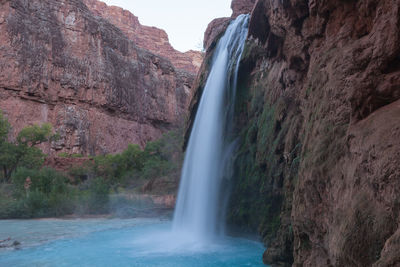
top-left (82, 0), bottom-right (203, 73)
top-left (194, 0), bottom-right (400, 266)
top-left (0, 0), bottom-right (200, 156)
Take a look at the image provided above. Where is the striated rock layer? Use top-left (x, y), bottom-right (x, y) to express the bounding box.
top-left (0, 0), bottom-right (199, 155)
top-left (193, 0), bottom-right (400, 266)
top-left (82, 0), bottom-right (203, 74)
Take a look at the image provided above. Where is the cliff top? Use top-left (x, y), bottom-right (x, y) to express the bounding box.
top-left (83, 0), bottom-right (203, 74)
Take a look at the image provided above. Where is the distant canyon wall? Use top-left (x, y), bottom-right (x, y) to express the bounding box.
top-left (0, 0), bottom-right (202, 155)
top-left (82, 0), bottom-right (203, 73)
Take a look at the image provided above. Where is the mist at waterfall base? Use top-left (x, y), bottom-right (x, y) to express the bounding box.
top-left (0, 15), bottom-right (266, 266)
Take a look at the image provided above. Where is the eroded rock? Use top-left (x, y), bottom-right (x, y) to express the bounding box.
top-left (0, 0), bottom-right (199, 155)
top-left (195, 0), bottom-right (400, 266)
top-left (231, 0), bottom-right (256, 17)
top-left (82, 0), bottom-right (203, 73)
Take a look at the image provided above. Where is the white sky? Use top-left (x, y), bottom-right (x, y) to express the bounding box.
top-left (101, 0), bottom-right (232, 52)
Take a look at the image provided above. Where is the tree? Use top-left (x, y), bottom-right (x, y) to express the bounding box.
top-left (0, 111), bottom-right (10, 143)
top-left (0, 112), bottom-right (56, 182)
top-left (121, 144), bottom-right (146, 171)
top-left (17, 123), bottom-right (53, 146)
top-left (0, 142), bottom-right (19, 181)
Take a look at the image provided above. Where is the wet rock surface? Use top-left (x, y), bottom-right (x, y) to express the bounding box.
top-left (194, 0), bottom-right (400, 266)
top-left (0, 238), bottom-right (21, 249)
top-left (203, 17), bottom-right (232, 52)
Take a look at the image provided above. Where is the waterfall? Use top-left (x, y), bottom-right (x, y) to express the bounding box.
top-left (173, 14), bottom-right (249, 242)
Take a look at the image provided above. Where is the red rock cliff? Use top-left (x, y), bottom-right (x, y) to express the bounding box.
top-left (231, 0), bottom-right (256, 18)
top-left (0, 0), bottom-right (199, 155)
top-left (82, 0), bottom-right (203, 74)
top-left (195, 0), bottom-right (400, 266)
top-left (203, 0), bottom-right (256, 51)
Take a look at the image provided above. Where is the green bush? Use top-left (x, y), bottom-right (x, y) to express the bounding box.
top-left (18, 146), bottom-right (46, 170)
top-left (0, 198), bottom-right (25, 219)
top-left (141, 157), bottom-right (174, 179)
top-left (0, 110), bottom-right (10, 143)
top-left (0, 111), bottom-right (56, 181)
top-left (12, 167), bottom-right (69, 196)
top-left (121, 144), bottom-right (146, 171)
top-left (0, 121), bottom-right (184, 219)
top-left (84, 130), bottom-right (183, 186)
top-left (22, 190), bottom-right (49, 217)
top-left (75, 177), bottom-right (110, 214)
top-left (8, 167), bottom-right (74, 218)
top-left (58, 152), bottom-right (69, 158)
top-left (48, 191), bottom-right (75, 216)
top-left (68, 165), bottom-right (93, 184)
top-left (88, 177), bottom-right (110, 213)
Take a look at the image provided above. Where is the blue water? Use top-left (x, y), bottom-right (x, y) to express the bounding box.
top-left (0, 219), bottom-right (265, 266)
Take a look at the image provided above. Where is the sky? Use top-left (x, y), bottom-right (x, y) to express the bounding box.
top-left (101, 0), bottom-right (232, 52)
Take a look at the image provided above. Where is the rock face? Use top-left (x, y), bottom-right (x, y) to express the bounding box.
top-left (203, 17), bottom-right (232, 52)
top-left (0, 0), bottom-right (199, 155)
top-left (203, 0), bottom-right (256, 52)
top-left (194, 0), bottom-right (400, 266)
top-left (45, 156), bottom-right (92, 174)
top-left (82, 0), bottom-right (203, 74)
top-left (231, 0), bottom-right (256, 18)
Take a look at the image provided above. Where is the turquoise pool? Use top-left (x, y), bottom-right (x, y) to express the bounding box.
top-left (0, 218), bottom-right (265, 266)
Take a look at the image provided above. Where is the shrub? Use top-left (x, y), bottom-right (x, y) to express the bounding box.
top-left (48, 191), bottom-right (74, 216)
top-left (89, 177), bottom-right (109, 211)
top-left (10, 167), bottom-right (74, 218)
top-left (86, 129), bottom-right (183, 186)
top-left (1, 124), bottom-right (184, 218)
top-left (141, 157), bottom-right (174, 179)
top-left (0, 114), bottom-right (56, 181)
top-left (0, 110), bottom-right (10, 143)
top-left (58, 152), bottom-right (69, 158)
top-left (22, 190), bottom-right (49, 217)
top-left (75, 177), bottom-right (110, 214)
top-left (12, 167), bottom-right (68, 196)
top-left (68, 165), bottom-right (93, 184)
top-left (121, 144), bottom-right (146, 171)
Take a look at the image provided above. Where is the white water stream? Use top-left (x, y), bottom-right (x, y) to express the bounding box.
top-left (173, 14), bottom-right (250, 242)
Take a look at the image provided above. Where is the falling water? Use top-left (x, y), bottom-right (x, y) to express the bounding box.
top-left (173, 14), bottom-right (250, 242)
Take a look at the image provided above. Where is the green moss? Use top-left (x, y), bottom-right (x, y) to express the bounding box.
top-left (228, 100), bottom-right (284, 238)
top-left (58, 152), bottom-right (69, 158)
top-left (226, 52), bottom-right (303, 250)
top-left (260, 213), bottom-right (281, 241)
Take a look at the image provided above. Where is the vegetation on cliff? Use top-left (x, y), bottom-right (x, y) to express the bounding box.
top-left (198, 0), bottom-right (400, 266)
top-left (0, 110), bottom-right (183, 219)
top-left (0, 111), bottom-right (57, 181)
